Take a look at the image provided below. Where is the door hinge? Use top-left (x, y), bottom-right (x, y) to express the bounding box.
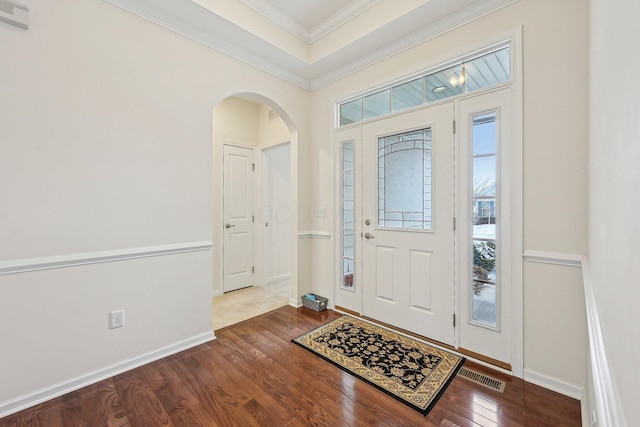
top-left (453, 217), bottom-right (456, 231)
top-left (453, 119), bottom-right (456, 135)
top-left (252, 163), bottom-right (256, 171)
top-left (453, 313), bottom-right (456, 327)
top-left (252, 266), bottom-right (255, 274)
top-left (252, 215), bottom-right (254, 223)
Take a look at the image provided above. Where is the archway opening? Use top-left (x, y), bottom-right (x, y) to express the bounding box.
top-left (211, 93), bottom-right (298, 330)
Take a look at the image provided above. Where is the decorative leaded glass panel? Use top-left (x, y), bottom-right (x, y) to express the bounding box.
top-left (378, 128), bottom-right (432, 230)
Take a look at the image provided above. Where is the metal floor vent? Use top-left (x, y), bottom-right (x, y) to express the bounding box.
top-left (457, 367), bottom-right (506, 393)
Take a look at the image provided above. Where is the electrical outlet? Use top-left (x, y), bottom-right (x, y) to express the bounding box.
top-left (109, 309), bottom-right (125, 329)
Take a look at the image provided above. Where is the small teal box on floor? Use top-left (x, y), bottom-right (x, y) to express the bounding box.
top-left (302, 293), bottom-right (328, 312)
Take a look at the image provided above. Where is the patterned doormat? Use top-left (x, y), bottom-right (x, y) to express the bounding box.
top-left (292, 316), bottom-right (465, 415)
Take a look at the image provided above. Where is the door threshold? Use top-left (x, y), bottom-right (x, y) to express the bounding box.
top-left (457, 347), bottom-right (511, 371)
top-left (334, 305), bottom-right (512, 373)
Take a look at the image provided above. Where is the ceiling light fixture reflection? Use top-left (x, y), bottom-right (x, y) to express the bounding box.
top-left (449, 74), bottom-right (465, 87)
top-left (432, 86), bottom-right (447, 93)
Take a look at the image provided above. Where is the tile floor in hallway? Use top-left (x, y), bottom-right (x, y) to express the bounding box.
top-left (212, 280), bottom-right (290, 330)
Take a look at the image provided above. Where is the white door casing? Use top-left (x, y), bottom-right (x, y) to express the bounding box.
top-left (334, 126), bottom-right (363, 314)
top-left (333, 88), bottom-right (521, 373)
top-left (223, 145), bottom-right (254, 293)
top-left (362, 104), bottom-right (455, 346)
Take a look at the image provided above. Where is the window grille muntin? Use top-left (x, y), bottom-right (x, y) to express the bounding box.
top-left (341, 141), bottom-right (356, 291)
top-left (471, 112), bottom-right (499, 328)
top-left (337, 45), bottom-right (511, 128)
top-left (377, 128), bottom-right (433, 230)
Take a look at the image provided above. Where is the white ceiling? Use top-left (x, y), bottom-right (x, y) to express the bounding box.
top-left (103, 0), bottom-right (520, 90)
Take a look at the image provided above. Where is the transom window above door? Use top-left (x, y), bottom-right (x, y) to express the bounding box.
top-left (337, 43), bottom-right (511, 127)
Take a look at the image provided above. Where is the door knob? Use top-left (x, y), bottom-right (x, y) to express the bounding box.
top-left (364, 232), bottom-right (374, 239)
top-left (225, 223), bottom-right (236, 229)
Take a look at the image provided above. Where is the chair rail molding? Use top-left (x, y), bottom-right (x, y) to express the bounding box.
top-left (0, 241), bottom-right (213, 275)
top-left (297, 231), bottom-right (331, 240)
top-left (522, 250), bottom-right (583, 267)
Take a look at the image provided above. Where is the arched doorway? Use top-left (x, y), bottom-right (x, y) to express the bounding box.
top-left (211, 94), bottom-right (298, 330)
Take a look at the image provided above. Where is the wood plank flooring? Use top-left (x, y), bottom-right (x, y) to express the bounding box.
top-left (0, 306), bottom-right (581, 426)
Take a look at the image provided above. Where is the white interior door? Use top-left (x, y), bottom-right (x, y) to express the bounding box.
top-left (362, 104), bottom-right (455, 345)
top-left (263, 142), bottom-right (291, 283)
top-left (223, 145), bottom-right (254, 293)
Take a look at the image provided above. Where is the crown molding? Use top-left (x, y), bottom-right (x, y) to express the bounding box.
top-left (103, 0), bottom-right (312, 89)
top-left (238, 0), bottom-right (380, 44)
top-left (308, 0), bottom-right (520, 90)
top-left (102, 0), bottom-right (521, 91)
top-left (308, 0), bottom-right (380, 43)
top-left (240, 0), bottom-right (310, 43)
top-left (238, 0), bottom-right (308, 42)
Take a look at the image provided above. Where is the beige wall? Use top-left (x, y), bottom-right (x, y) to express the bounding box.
top-left (214, 97), bottom-right (260, 145)
top-left (0, 0), bottom-right (310, 413)
top-left (0, 0), bottom-right (595, 415)
top-left (309, 0), bottom-right (588, 390)
top-left (589, 0), bottom-right (640, 423)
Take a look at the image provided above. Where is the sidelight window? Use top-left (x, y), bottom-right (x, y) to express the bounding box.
top-left (341, 141), bottom-right (355, 290)
top-left (471, 113), bottom-right (498, 327)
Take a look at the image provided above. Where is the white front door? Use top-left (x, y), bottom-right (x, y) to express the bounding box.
top-left (223, 145), bottom-right (254, 293)
top-left (362, 103), bottom-right (455, 345)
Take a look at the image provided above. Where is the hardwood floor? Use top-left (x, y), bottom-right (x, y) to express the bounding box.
top-left (1, 306), bottom-right (581, 426)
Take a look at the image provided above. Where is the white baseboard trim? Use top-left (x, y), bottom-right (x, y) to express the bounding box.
top-left (297, 231), bottom-right (331, 239)
top-left (0, 241), bottom-right (214, 275)
top-left (289, 298), bottom-right (303, 308)
top-left (522, 250), bottom-right (583, 267)
top-left (0, 331), bottom-right (215, 418)
top-left (212, 290), bottom-right (223, 298)
top-left (582, 258), bottom-right (627, 427)
top-left (267, 273), bottom-right (291, 284)
top-left (581, 399), bottom-right (591, 427)
top-left (523, 369), bottom-right (584, 400)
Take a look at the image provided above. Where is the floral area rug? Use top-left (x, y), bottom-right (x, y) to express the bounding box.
top-left (292, 315), bottom-right (465, 415)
